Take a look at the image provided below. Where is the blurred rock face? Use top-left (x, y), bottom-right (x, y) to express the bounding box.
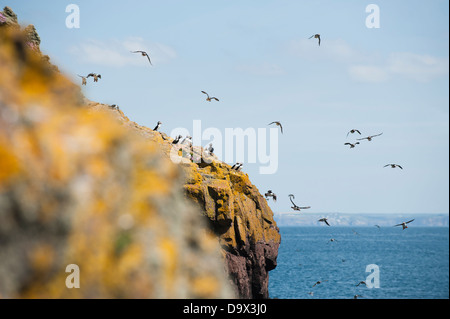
top-left (0, 10), bottom-right (234, 299)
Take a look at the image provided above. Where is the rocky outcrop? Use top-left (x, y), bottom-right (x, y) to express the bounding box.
top-left (0, 13), bottom-right (234, 299)
top-left (88, 104), bottom-right (281, 299)
top-left (0, 7), bottom-right (280, 299)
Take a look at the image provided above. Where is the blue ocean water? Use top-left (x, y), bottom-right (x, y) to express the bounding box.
top-left (269, 227), bottom-right (449, 299)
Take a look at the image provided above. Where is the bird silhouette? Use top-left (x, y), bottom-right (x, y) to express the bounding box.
top-left (309, 34), bottom-right (321, 46)
top-left (131, 50), bottom-right (152, 65)
top-left (268, 121), bottom-right (283, 134)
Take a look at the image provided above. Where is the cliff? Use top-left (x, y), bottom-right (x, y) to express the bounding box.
top-left (0, 7), bottom-right (280, 299)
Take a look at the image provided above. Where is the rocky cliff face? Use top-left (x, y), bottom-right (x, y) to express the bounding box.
top-left (0, 7), bottom-right (280, 299)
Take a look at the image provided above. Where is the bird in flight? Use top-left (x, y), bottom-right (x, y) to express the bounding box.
top-left (344, 142), bottom-right (360, 149)
top-left (131, 51), bottom-right (152, 65)
top-left (265, 190), bottom-right (277, 202)
top-left (288, 194), bottom-right (311, 211)
top-left (201, 91), bottom-right (219, 102)
top-left (309, 34), bottom-right (321, 46)
top-left (374, 225), bottom-right (381, 230)
top-left (268, 121), bottom-right (283, 134)
top-left (394, 219), bottom-right (415, 230)
top-left (77, 75), bottom-right (87, 86)
top-left (153, 121), bottom-right (162, 132)
top-left (357, 133), bottom-right (383, 142)
top-left (87, 73), bottom-right (101, 82)
top-left (318, 218), bottom-right (330, 226)
top-left (384, 164), bottom-right (403, 169)
top-left (356, 281), bottom-right (367, 287)
top-left (347, 129), bottom-right (361, 137)
top-left (312, 280), bottom-right (328, 288)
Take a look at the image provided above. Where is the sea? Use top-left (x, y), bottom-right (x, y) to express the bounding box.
top-left (268, 226), bottom-right (449, 299)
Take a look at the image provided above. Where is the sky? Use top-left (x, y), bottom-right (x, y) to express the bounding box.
top-left (6, 0), bottom-right (449, 214)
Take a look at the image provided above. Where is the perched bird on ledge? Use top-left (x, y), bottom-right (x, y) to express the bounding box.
top-left (153, 121), bottom-right (162, 132)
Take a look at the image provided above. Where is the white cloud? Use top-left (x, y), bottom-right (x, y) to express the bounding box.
top-left (288, 38), bottom-right (365, 64)
top-left (349, 65), bottom-right (389, 83)
top-left (288, 37), bottom-right (448, 83)
top-left (349, 53), bottom-right (449, 83)
top-left (387, 52), bottom-right (449, 82)
top-left (69, 37), bottom-right (177, 67)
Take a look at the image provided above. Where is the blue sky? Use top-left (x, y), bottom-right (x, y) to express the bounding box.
top-left (7, 0), bottom-right (449, 214)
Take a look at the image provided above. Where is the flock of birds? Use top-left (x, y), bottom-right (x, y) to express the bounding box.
top-left (75, 34), bottom-right (414, 230)
top-left (74, 32), bottom-right (417, 300)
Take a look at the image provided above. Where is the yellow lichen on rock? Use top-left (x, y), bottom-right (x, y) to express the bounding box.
top-left (0, 14), bottom-right (234, 299)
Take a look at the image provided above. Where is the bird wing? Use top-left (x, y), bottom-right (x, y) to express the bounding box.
top-left (289, 195), bottom-right (296, 206)
top-left (384, 164), bottom-right (390, 167)
top-left (131, 50), bottom-right (145, 54)
top-left (279, 123), bottom-right (283, 134)
top-left (405, 219), bottom-right (415, 224)
top-left (268, 122), bottom-right (277, 126)
top-left (146, 54), bottom-right (152, 65)
top-left (201, 91), bottom-right (209, 97)
top-left (356, 130), bottom-right (361, 135)
top-left (397, 165), bottom-right (403, 169)
top-left (308, 35), bottom-right (315, 39)
top-left (87, 73), bottom-right (95, 78)
top-left (372, 133), bottom-right (383, 138)
top-left (357, 137), bottom-right (368, 141)
top-left (212, 97), bottom-right (219, 101)
top-left (300, 206), bottom-right (311, 210)
top-left (344, 143), bottom-right (351, 146)
top-left (318, 36), bottom-right (321, 46)
top-left (324, 220), bottom-right (330, 226)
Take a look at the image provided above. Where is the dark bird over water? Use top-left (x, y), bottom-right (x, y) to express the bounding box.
top-left (87, 73), bottom-right (101, 82)
top-left (357, 133), bottom-right (383, 141)
top-left (356, 281), bottom-right (367, 287)
top-left (318, 218), bottom-right (330, 226)
top-left (309, 34), bottom-right (321, 46)
top-left (394, 219), bottom-right (415, 230)
top-left (268, 121), bottom-right (283, 134)
top-left (384, 164), bottom-right (403, 169)
top-left (312, 280), bottom-right (328, 287)
top-left (131, 50), bottom-right (152, 65)
top-left (347, 129), bottom-right (361, 137)
top-left (201, 91), bottom-right (219, 102)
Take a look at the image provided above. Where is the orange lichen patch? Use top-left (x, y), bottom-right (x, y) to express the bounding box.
top-left (0, 143), bottom-right (20, 186)
top-left (191, 275), bottom-right (220, 298)
top-left (29, 243), bottom-right (55, 274)
top-left (159, 238), bottom-right (178, 296)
